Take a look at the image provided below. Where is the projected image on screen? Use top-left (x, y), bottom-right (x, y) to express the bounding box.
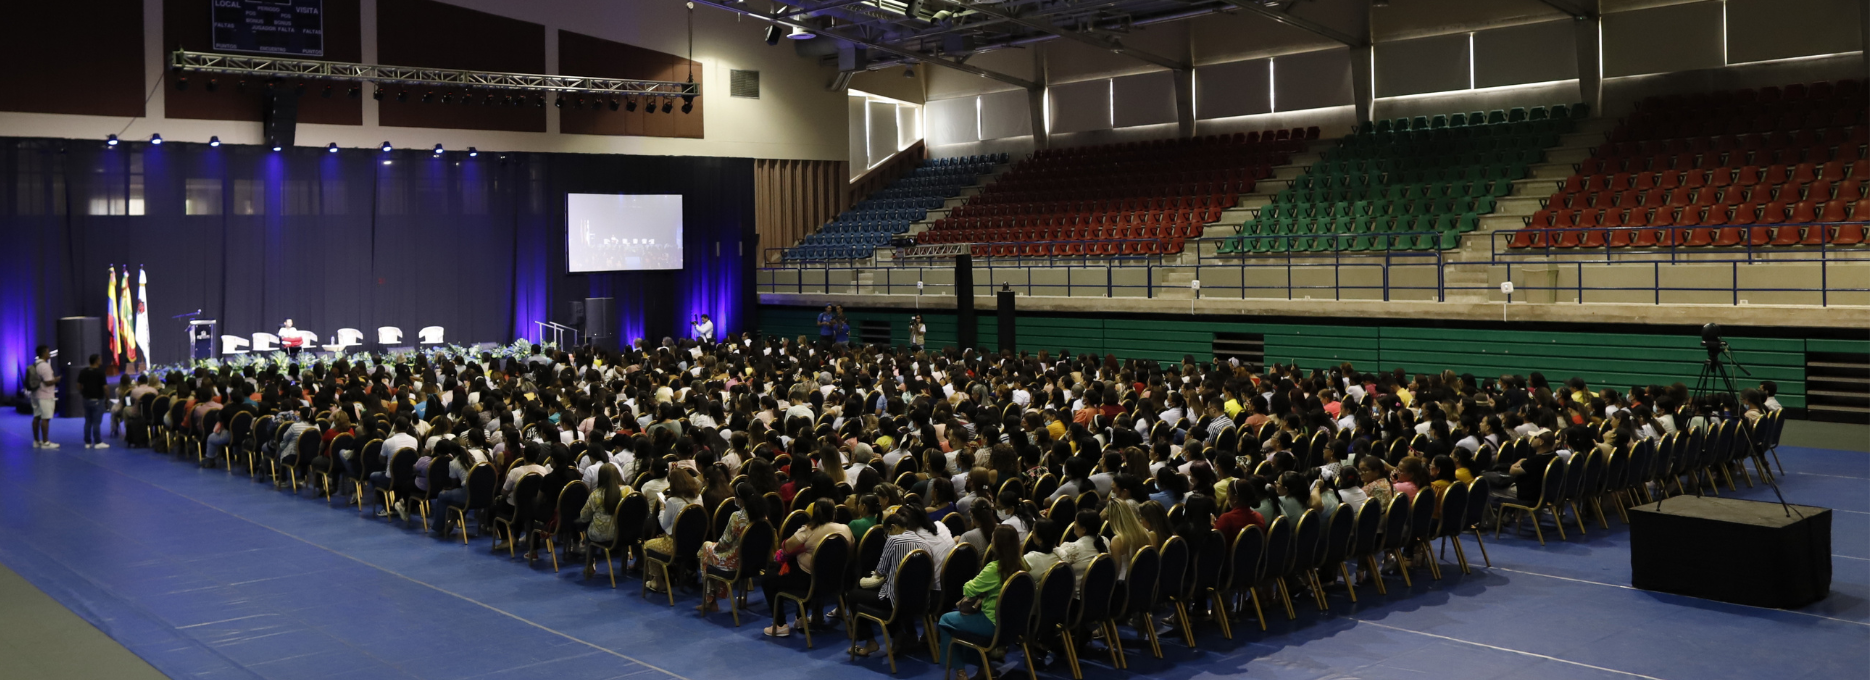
top-left (566, 194), bottom-right (685, 272)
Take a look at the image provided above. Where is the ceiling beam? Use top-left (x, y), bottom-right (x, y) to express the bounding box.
top-left (1214, 0), bottom-right (1364, 46)
top-left (689, 0), bottom-right (1042, 89)
top-left (1533, 0), bottom-right (1596, 20)
top-left (778, 0), bottom-right (881, 19)
top-left (942, 0), bottom-right (1190, 71)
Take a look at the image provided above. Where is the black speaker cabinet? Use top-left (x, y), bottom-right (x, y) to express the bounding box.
top-left (56, 317), bottom-right (102, 418)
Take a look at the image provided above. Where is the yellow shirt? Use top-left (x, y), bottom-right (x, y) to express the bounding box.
top-left (1396, 389), bottom-right (1414, 408)
top-left (1046, 420), bottom-right (1066, 441)
top-left (1224, 398), bottom-right (1242, 419)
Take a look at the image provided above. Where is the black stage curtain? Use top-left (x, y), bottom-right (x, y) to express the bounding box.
top-left (0, 138), bottom-right (755, 394)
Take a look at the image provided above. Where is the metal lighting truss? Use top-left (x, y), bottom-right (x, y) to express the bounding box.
top-left (170, 50), bottom-right (699, 99)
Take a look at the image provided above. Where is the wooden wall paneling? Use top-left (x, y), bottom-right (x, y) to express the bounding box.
top-left (557, 30), bottom-right (703, 139)
top-left (376, 0), bottom-right (546, 133)
top-left (755, 158), bottom-right (846, 261)
top-left (0, 0), bottom-right (146, 117)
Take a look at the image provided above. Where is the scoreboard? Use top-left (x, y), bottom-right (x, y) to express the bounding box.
top-left (211, 0), bottom-right (325, 57)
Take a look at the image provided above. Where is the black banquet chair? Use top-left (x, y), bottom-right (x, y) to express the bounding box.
top-left (943, 571), bottom-right (1038, 680)
top-left (847, 549), bottom-right (934, 674)
top-left (704, 519), bottom-right (776, 626)
top-left (774, 533), bottom-right (852, 649)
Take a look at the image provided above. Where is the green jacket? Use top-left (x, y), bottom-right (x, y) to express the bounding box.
top-left (963, 560), bottom-right (1021, 623)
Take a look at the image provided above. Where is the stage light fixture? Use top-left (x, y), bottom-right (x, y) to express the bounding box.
top-left (661, 99), bottom-right (673, 113)
top-left (272, 143), bottom-right (282, 152)
top-left (626, 97), bottom-right (638, 112)
top-left (441, 92), bottom-right (453, 104)
top-left (206, 78), bottom-right (218, 92)
top-left (294, 82), bottom-right (306, 95)
top-left (322, 85), bottom-right (333, 98)
top-left (574, 97), bottom-right (585, 110)
top-left (682, 101), bottom-right (692, 114)
top-left (175, 76), bottom-right (188, 91)
top-left (397, 90), bottom-right (409, 102)
top-left (209, 136), bottom-right (221, 147)
top-left (433, 143), bottom-right (444, 155)
top-left (485, 93), bottom-right (497, 105)
top-left (236, 80), bottom-right (248, 93)
top-left (380, 141), bottom-right (393, 152)
top-left (554, 97), bottom-right (564, 108)
top-left (328, 143), bottom-right (339, 153)
top-left (106, 134), bottom-right (119, 147)
top-left (904, 67), bottom-right (915, 78)
top-left (349, 85), bottom-right (361, 98)
top-left (607, 98), bottom-right (620, 111)
top-left (373, 88), bottom-right (384, 101)
top-left (535, 95), bottom-right (546, 107)
top-left (467, 147), bottom-right (478, 157)
top-left (645, 97), bottom-right (656, 114)
top-left (422, 92), bottom-right (434, 103)
top-left (764, 25), bottom-right (782, 45)
top-left (150, 133), bottom-right (162, 145)
top-left (788, 25), bottom-right (815, 40)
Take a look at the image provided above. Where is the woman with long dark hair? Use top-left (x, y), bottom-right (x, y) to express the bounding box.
top-left (936, 525), bottom-right (1026, 679)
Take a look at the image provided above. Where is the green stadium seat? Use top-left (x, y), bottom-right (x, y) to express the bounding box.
top-left (1487, 109), bottom-right (1507, 124)
top-left (1431, 115), bottom-right (1448, 129)
top-left (1437, 231), bottom-right (1463, 250)
top-left (1449, 112), bottom-right (1467, 127)
top-left (1528, 106), bottom-right (1548, 121)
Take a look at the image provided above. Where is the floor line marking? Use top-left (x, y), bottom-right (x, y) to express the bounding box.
top-left (1349, 618), bottom-right (1669, 680)
top-left (14, 444), bottom-right (695, 680)
top-left (1786, 471), bottom-right (1870, 481)
top-left (1489, 566), bottom-right (1870, 627)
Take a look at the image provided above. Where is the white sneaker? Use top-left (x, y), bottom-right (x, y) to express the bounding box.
top-left (43, 442), bottom-right (60, 449)
top-left (31, 441), bottom-right (43, 448)
top-left (93, 442), bottom-right (109, 449)
top-left (84, 443), bottom-right (95, 449)
top-left (395, 501), bottom-right (409, 522)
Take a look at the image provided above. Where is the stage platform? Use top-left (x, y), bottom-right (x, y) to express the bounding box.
top-left (0, 412), bottom-right (1863, 680)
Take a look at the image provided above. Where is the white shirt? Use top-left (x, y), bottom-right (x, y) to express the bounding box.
top-left (694, 319), bottom-right (715, 342)
top-left (383, 432), bottom-right (419, 461)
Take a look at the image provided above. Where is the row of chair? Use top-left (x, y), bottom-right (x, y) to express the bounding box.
top-left (1588, 127), bottom-right (1870, 166)
top-left (787, 155), bottom-right (996, 261)
top-left (1634, 80), bottom-right (1863, 112)
top-left (924, 222), bottom-right (1208, 245)
top-left (967, 238), bottom-right (1189, 259)
top-left (1355, 103), bottom-right (1589, 136)
top-left (1215, 230), bottom-right (1460, 254)
top-left (1528, 197), bottom-right (1870, 229)
top-left (1559, 162), bottom-right (1870, 198)
top-left (1505, 222), bottom-right (1869, 249)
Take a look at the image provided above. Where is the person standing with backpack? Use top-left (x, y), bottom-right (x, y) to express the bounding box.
top-left (28, 345), bottom-right (59, 449)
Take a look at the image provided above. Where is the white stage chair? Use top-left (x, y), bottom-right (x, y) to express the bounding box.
top-left (337, 328), bottom-right (365, 347)
top-left (220, 335), bottom-right (250, 355)
top-left (378, 326), bottom-right (404, 344)
top-left (418, 326), bottom-right (445, 345)
top-left (252, 333), bottom-right (280, 352)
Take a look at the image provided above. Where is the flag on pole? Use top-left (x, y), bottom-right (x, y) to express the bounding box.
top-left (105, 266), bottom-right (120, 367)
top-left (120, 268), bottom-right (137, 364)
top-left (136, 267), bottom-right (152, 367)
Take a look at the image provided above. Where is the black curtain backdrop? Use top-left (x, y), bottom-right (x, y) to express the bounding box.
top-left (0, 138), bottom-right (756, 396)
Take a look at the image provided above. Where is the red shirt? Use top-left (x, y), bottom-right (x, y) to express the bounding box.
top-left (1215, 507), bottom-right (1266, 541)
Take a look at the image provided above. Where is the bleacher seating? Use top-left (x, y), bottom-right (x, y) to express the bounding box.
top-left (1511, 79), bottom-right (1869, 249)
top-left (1215, 104), bottom-right (1582, 255)
top-left (784, 154), bottom-right (1003, 261)
top-left (915, 129), bottom-right (1312, 257)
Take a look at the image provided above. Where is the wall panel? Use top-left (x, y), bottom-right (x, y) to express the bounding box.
top-left (927, 97), bottom-right (980, 146)
top-left (164, 0), bottom-right (364, 125)
top-left (867, 101), bottom-right (901, 167)
top-left (1197, 59), bottom-right (1272, 120)
top-left (558, 30), bottom-right (703, 139)
top-left (1727, 0), bottom-right (1864, 65)
top-left (1112, 71), bottom-right (1178, 128)
top-left (1375, 33), bottom-right (1471, 98)
top-left (1473, 20), bottom-right (1579, 88)
top-left (1273, 48), bottom-right (1354, 112)
top-left (377, 0), bottom-right (547, 133)
top-left (1603, 1), bottom-right (1725, 78)
top-left (980, 90), bottom-right (1033, 140)
top-left (755, 158), bottom-right (844, 260)
top-left (1049, 79), bottom-right (1112, 134)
